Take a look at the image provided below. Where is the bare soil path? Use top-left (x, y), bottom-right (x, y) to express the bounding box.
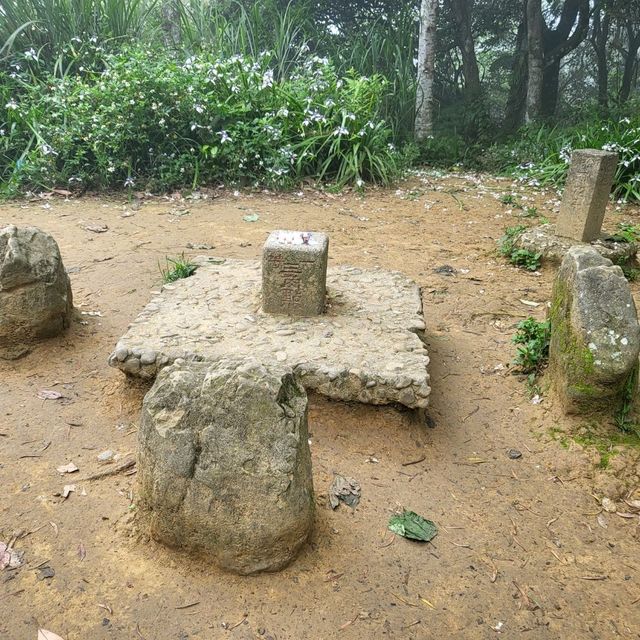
top-left (1, 172), bottom-right (639, 639)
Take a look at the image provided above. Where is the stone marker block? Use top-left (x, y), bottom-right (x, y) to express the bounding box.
top-left (549, 246), bottom-right (640, 415)
top-left (262, 230), bottom-right (328, 316)
top-left (138, 357), bottom-right (314, 575)
top-left (556, 149), bottom-right (618, 242)
top-left (0, 225), bottom-right (73, 346)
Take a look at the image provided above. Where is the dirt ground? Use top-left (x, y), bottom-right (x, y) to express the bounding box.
top-left (1, 171), bottom-right (640, 640)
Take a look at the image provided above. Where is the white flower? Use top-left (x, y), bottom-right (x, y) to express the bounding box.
top-left (194, 104), bottom-right (204, 114)
top-left (333, 126), bottom-right (349, 136)
top-left (356, 178), bottom-right (364, 188)
top-left (261, 69), bottom-right (274, 89)
top-left (217, 130), bottom-right (232, 143)
top-left (158, 118), bottom-right (166, 126)
top-left (40, 143), bottom-right (56, 156)
top-left (124, 177), bottom-right (135, 188)
top-left (5, 100), bottom-right (18, 110)
top-left (24, 48), bottom-right (38, 61)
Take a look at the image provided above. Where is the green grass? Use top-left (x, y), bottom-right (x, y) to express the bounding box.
top-left (160, 253), bottom-right (197, 283)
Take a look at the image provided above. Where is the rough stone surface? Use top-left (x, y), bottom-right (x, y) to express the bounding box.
top-left (0, 225), bottom-right (73, 345)
top-left (514, 224), bottom-right (636, 265)
top-left (109, 257), bottom-right (430, 409)
top-left (262, 230), bottom-right (329, 316)
top-left (556, 149), bottom-right (618, 242)
top-left (549, 246), bottom-right (640, 414)
top-left (138, 357), bottom-right (314, 575)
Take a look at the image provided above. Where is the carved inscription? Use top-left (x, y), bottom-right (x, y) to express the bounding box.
top-left (267, 254), bottom-right (315, 305)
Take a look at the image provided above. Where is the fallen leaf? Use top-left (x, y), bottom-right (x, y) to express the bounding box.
top-left (84, 224), bottom-right (108, 233)
top-left (596, 513), bottom-right (608, 529)
top-left (602, 497), bottom-right (617, 513)
top-left (388, 511), bottom-right (438, 542)
top-left (56, 463), bottom-right (79, 475)
top-left (242, 213), bottom-right (260, 222)
top-left (37, 390), bottom-right (64, 401)
top-left (77, 542), bottom-right (86, 561)
top-left (38, 630), bottom-right (65, 640)
top-left (519, 299), bottom-right (541, 307)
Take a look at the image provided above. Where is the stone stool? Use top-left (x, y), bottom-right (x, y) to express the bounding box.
top-left (137, 357), bottom-right (315, 574)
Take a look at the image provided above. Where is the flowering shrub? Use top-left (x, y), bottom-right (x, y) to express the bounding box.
top-left (0, 47), bottom-right (398, 193)
top-left (497, 118), bottom-right (640, 203)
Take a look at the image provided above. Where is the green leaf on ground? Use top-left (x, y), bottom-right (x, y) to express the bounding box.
top-left (388, 511), bottom-right (437, 542)
top-left (243, 214), bottom-right (260, 222)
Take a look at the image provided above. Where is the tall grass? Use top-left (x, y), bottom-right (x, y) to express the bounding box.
top-left (176, 0), bottom-right (311, 80)
top-left (0, 0), bottom-right (158, 65)
top-left (331, 8), bottom-right (418, 142)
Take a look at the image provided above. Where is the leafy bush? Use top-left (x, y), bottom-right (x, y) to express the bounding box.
top-left (512, 317), bottom-right (550, 374)
top-left (490, 117), bottom-right (640, 203)
top-left (1, 47), bottom-right (399, 192)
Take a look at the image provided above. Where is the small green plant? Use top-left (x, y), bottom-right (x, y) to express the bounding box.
top-left (522, 206), bottom-right (538, 218)
top-left (160, 254), bottom-right (197, 283)
top-left (499, 193), bottom-right (518, 206)
top-left (498, 226), bottom-right (541, 271)
top-left (509, 248), bottom-right (542, 271)
top-left (512, 317), bottom-right (550, 374)
top-left (615, 365), bottom-right (640, 436)
top-left (616, 260), bottom-right (640, 282)
top-left (615, 222), bottom-right (640, 243)
top-left (499, 225), bottom-right (526, 255)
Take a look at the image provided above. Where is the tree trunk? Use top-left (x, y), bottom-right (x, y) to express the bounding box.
top-left (591, 2), bottom-right (610, 115)
top-left (540, 57), bottom-right (561, 118)
top-left (503, 14), bottom-right (528, 135)
top-left (450, 0), bottom-right (481, 99)
top-left (526, 0), bottom-right (544, 123)
top-left (415, 0), bottom-right (439, 141)
top-left (539, 0), bottom-right (590, 118)
top-left (161, 0), bottom-right (181, 48)
top-left (619, 26), bottom-right (640, 104)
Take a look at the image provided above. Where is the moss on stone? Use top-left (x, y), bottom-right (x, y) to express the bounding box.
top-left (549, 278), bottom-right (603, 410)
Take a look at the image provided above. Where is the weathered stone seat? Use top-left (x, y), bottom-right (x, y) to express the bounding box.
top-left (137, 357), bottom-right (315, 574)
top-left (0, 225), bottom-right (73, 346)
